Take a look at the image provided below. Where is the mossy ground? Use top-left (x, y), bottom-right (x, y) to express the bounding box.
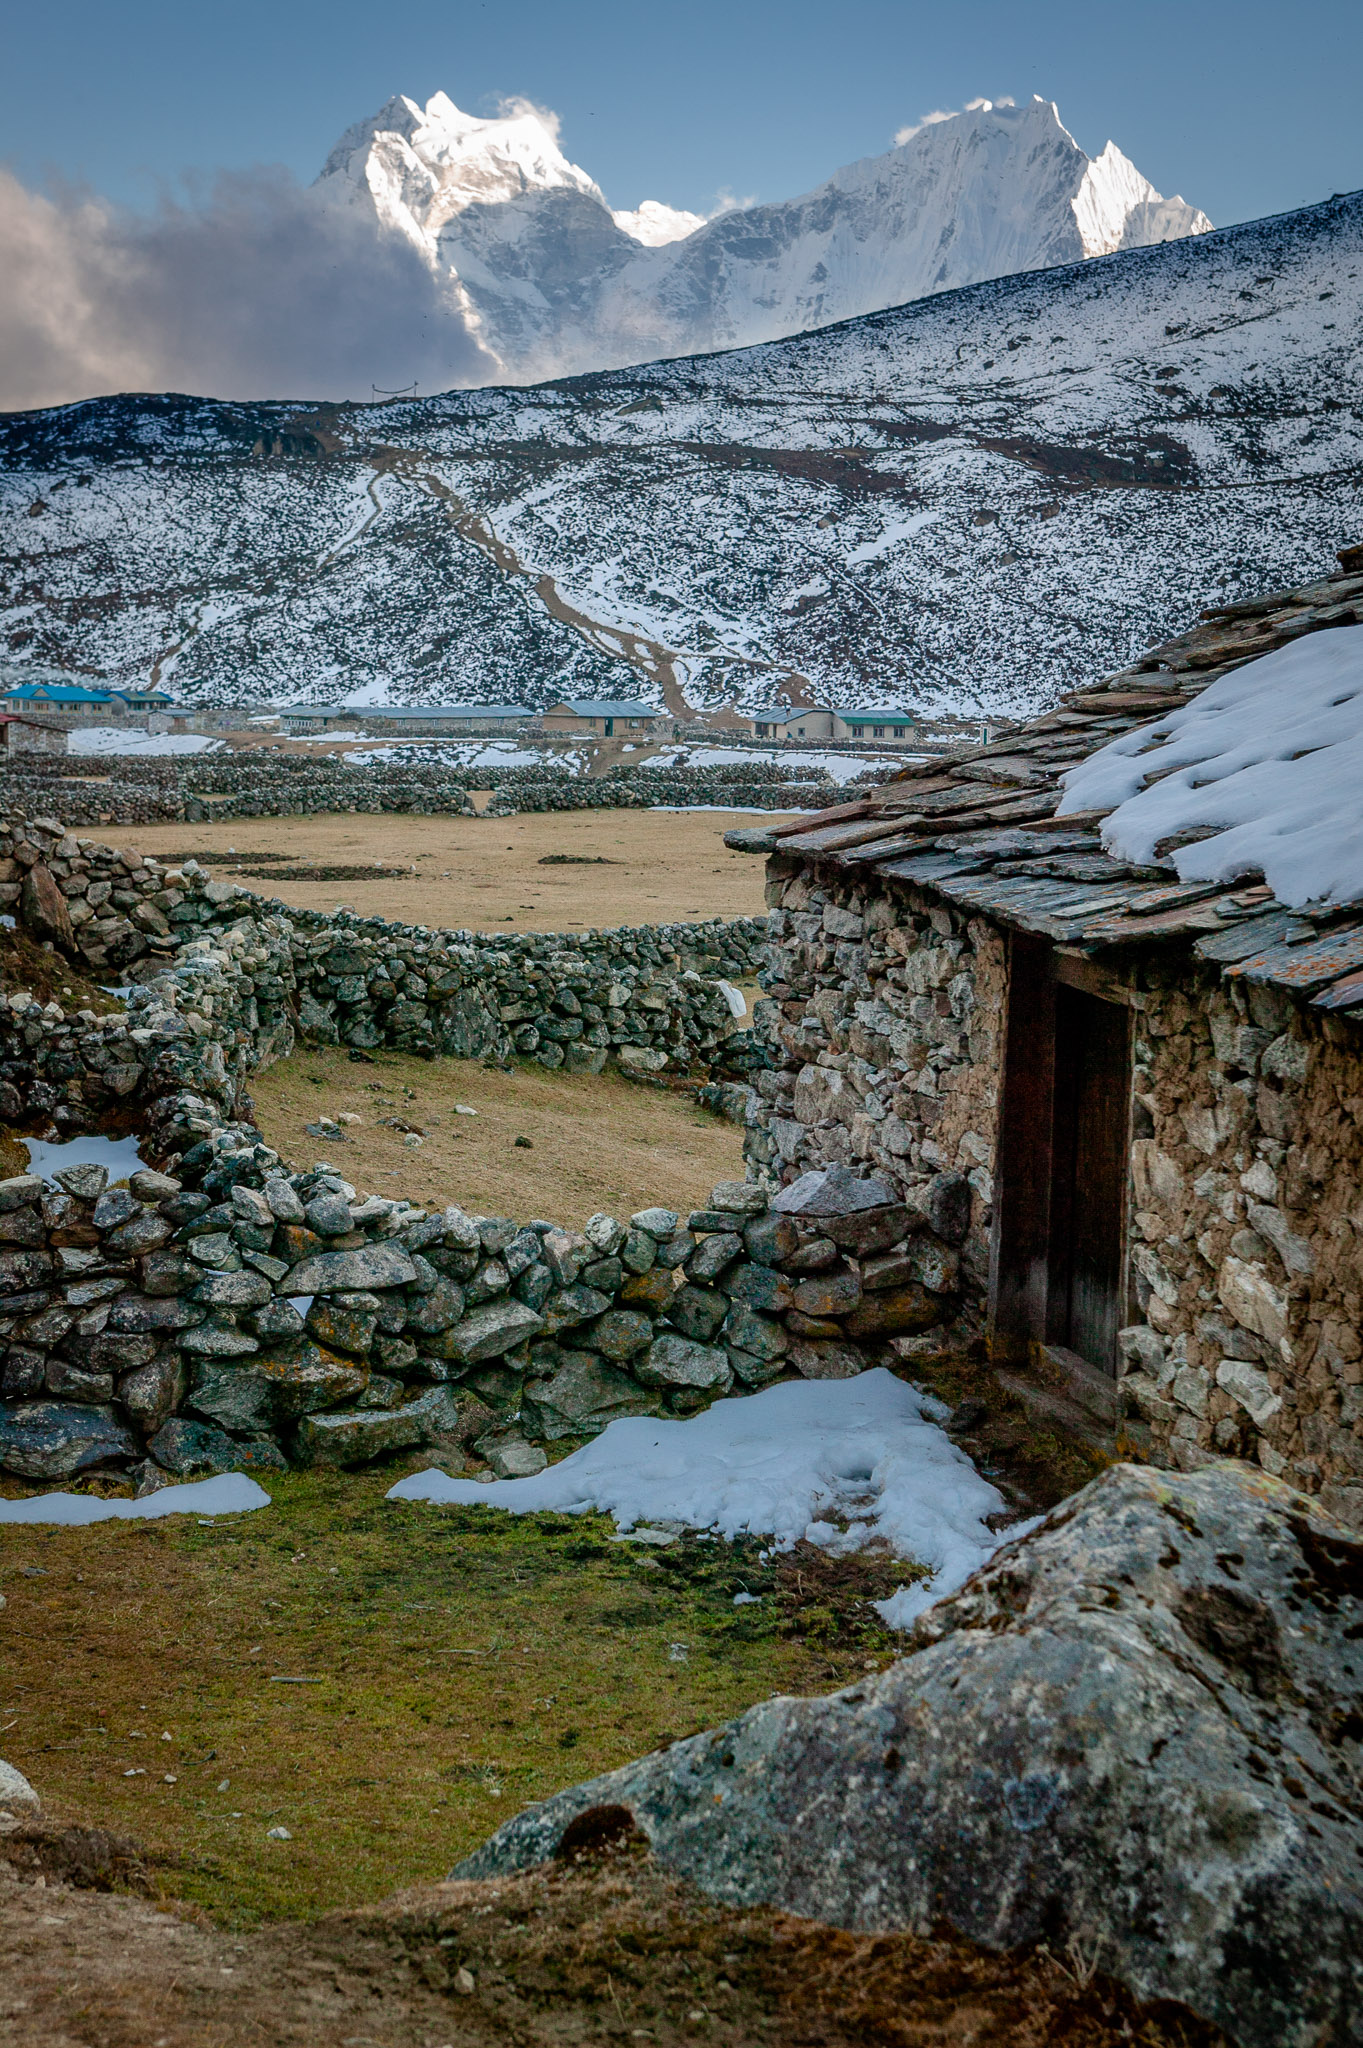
top-left (0, 1461), bottom-right (910, 1928)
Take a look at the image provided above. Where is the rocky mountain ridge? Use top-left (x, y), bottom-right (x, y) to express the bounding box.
top-left (316, 92), bottom-right (1210, 381)
top-left (0, 188), bottom-right (1358, 721)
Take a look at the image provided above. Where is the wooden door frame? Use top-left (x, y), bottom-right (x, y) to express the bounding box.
top-left (988, 933), bottom-right (1137, 1372)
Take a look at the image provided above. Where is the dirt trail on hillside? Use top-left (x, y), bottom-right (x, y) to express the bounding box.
top-left (1, 1823), bottom-right (1228, 2048)
top-left (364, 440), bottom-right (813, 720)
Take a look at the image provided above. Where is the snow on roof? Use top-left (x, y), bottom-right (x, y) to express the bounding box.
top-left (1058, 623), bottom-right (1363, 908)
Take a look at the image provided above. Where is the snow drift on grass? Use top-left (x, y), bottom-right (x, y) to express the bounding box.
top-left (0, 1473), bottom-right (271, 1525)
top-left (67, 727), bottom-right (222, 755)
top-left (1057, 627), bottom-right (1363, 907)
top-left (389, 1369), bottom-right (1016, 1627)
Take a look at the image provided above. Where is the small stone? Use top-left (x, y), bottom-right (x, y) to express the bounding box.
top-left (792, 1271), bottom-right (862, 1318)
top-left (285, 1245), bottom-right (417, 1294)
top-left (619, 1265), bottom-right (675, 1314)
top-left (631, 1207), bottom-right (679, 1239)
top-left (843, 1285), bottom-right (938, 1340)
top-left (707, 1180), bottom-right (768, 1216)
top-left (686, 1232), bottom-right (743, 1283)
top-left (306, 1297), bottom-right (378, 1356)
top-left (194, 1269), bottom-right (273, 1307)
top-left (665, 1283), bottom-right (728, 1343)
top-left (230, 1185), bottom-right (275, 1231)
top-left (742, 1213), bottom-right (800, 1267)
top-left (771, 1165), bottom-right (897, 1217)
top-left (263, 1177), bottom-right (306, 1223)
top-left (584, 1213), bottom-right (626, 1256)
top-left (437, 1299), bottom-right (546, 1365)
top-left (304, 1192), bottom-right (354, 1237)
top-left (484, 1435), bottom-right (549, 1479)
top-left (542, 1284), bottom-right (611, 1335)
top-left (619, 1228), bottom-right (657, 1275)
top-left (0, 1174), bottom-right (44, 1215)
top-left (92, 1188), bottom-right (140, 1231)
top-left (721, 1302), bottom-right (788, 1362)
top-left (180, 1324), bottom-right (260, 1358)
top-left (636, 1333), bottom-right (733, 1392)
top-left (295, 1384), bottom-right (491, 1467)
top-left (590, 1309), bottom-right (655, 1360)
top-left (724, 1262), bottom-right (794, 1314)
top-left (129, 1169), bottom-right (182, 1202)
top-left (521, 1355), bottom-right (655, 1441)
top-left (786, 1340), bottom-right (865, 1380)
top-left (146, 1417), bottom-right (240, 1476)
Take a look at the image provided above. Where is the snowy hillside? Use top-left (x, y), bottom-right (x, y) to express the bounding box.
top-left (0, 189), bottom-right (1358, 721)
top-left (313, 93), bottom-right (1209, 381)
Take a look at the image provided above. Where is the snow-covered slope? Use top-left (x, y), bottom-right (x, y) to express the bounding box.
top-left (0, 190), bottom-right (1357, 722)
top-left (313, 92), bottom-right (1209, 380)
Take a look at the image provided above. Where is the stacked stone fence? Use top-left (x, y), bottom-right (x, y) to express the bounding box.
top-left (0, 753), bottom-right (833, 827)
top-left (0, 813), bottom-right (770, 1073)
top-left (0, 814), bottom-right (967, 1491)
top-left (0, 1110), bottom-right (963, 1488)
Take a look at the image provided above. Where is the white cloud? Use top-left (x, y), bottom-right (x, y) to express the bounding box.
top-left (493, 95), bottom-right (563, 142)
top-left (0, 165), bottom-right (496, 412)
top-left (706, 187), bottom-right (762, 218)
top-left (894, 96), bottom-right (1015, 146)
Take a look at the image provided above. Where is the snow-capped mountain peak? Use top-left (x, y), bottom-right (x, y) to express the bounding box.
top-left (1074, 134), bottom-right (1210, 256)
top-left (314, 89), bottom-right (1211, 382)
top-left (317, 90), bottom-right (603, 242)
top-left (611, 200), bottom-right (707, 247)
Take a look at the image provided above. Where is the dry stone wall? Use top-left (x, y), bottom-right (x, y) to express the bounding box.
top-left (0, 811), bottom-right (963, 1488)
top-left (0, 811), bottom-right (768, 1075)
top-left (744, 853), bottom-right (1006, 1307)
top-left (0, 1049), bottom-right (955, 1485)
top-left (1119, 962), bottom-right (1363, 1527)
top-left (0, 754), bottom-right (829, 828)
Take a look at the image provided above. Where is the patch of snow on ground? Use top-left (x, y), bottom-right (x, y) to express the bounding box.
top-left (67, 727), bottom-right (222, 756)
top-left (651, 744), bottom-right (903, 784)
top-left (0, 1474), bottom-right (272, 1525)
top-left (342, 741), bottom-right (548, 769)
top-left (1058, 628), bottom-right (1363, 907)
top-left (24, 1132), bottom-right (147, 1182)
top-left (389, 1369), bottom-right (1019, 1628)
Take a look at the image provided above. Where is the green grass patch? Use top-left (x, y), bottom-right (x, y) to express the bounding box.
top-left (1, 1465), bottom-right (910, 1927)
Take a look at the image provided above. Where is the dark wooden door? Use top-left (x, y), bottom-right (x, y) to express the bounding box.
top-left (1047, 985), bottom-right (1131, 1373)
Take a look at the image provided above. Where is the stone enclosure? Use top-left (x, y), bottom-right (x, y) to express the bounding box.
top-left (0, 809), bottom-right (964, 1487)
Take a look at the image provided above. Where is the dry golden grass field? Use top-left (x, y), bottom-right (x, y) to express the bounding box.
top-left (124, 808), bottom-right (789, 933)
top-left (247, 1044), bottom-right (746, 1228)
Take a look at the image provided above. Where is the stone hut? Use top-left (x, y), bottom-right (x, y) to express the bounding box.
top-left (0, 714), bottom-right (66, 757)
top-left (729, 545), bottom-right (1363, 1525)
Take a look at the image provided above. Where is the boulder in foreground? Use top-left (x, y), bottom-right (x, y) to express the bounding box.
top-left (452, 1462), bottom-right (1363, 2048)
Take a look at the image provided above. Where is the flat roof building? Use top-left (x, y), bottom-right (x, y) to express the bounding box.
top-left (537, 699), bottom-right (672, 738)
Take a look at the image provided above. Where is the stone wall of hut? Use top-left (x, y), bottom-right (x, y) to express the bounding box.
top-left (748, 850), bottom-right (1363, 1529)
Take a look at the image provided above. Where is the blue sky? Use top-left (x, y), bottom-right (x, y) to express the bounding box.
top-left (5, 0), bottom-right (1360, 226)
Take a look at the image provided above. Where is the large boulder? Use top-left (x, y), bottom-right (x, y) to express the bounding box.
top-left (451, 1463), bottom-right (1363, 2048)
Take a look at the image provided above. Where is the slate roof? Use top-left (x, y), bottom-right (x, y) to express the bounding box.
top-left (547, 700), bottom-right (664, 718)
top-left (731, 544), bottom-right (1363, 1019)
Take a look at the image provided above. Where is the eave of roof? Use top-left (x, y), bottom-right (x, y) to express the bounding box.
top-left (732, 547), bottom-right (1363, 1019)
